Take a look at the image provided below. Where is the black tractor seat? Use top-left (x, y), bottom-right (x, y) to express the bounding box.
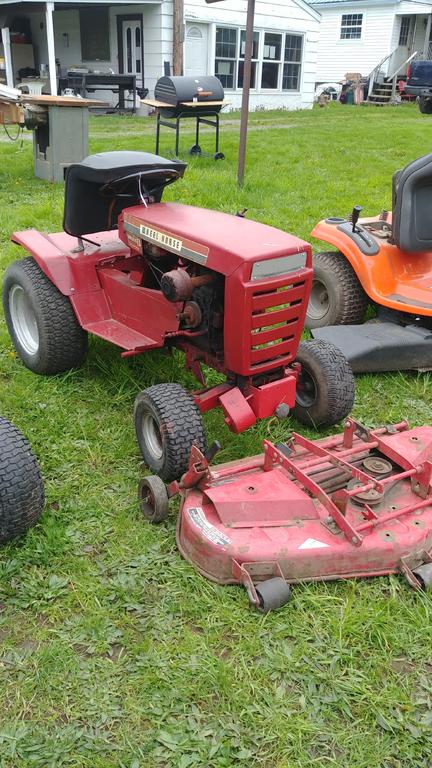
top-left (392, 152), bottom-right (432, 253)
top-left (63, 151), bottom-right (186, 237)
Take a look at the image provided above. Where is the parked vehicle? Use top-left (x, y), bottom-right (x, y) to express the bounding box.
top-left (405, 60), bottom-right (432, 112)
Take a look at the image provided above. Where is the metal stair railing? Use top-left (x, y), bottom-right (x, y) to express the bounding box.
top-left (367, 49), bottom-right (398, 98)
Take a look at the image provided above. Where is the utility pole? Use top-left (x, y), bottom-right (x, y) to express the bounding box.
top-left (173, 0), bottom-right (184, 76)
top-left (237, 0), bottom-right (255, 186)
top-left (206, 0), bottom-right (255, 186)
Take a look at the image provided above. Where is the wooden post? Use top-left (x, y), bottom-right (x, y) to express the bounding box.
top-left (237, 0), bottom-right (255, 187)
top-left (173, 0), bottom-right (184, 76)
top-left (1, 27), bottom-right (14, 88)
top-left (45, 2), bottom-right (57, 96)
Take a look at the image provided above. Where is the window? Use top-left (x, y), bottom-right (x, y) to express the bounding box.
top-left (282, 34), bottom-right (303, 91)
top-left (215, 27), bottom-right (237, 88)
top-left (399, 17), bottom-right (411, 46)
top-left (214, 27), bottom-right (303, 92)
top-left (261, 32), bottom-right (282, 89)
top-left (340, 14), bottom-right (363, 40)
top-left (79, 7), bottom-right (110, 61)
top-left (238, 30), bottom-right (259, 88)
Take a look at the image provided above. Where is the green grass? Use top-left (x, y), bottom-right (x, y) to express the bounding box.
top-left (0, 102), bottom-right (431, 767)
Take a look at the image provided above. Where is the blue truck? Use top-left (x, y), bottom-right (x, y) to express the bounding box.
top-left (406, 60), bottom-right (432, 113)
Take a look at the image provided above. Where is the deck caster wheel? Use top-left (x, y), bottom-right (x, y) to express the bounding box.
top-left (134, 383), bottom-right (206, 482)
top-left (293, 339), bottom-right (355, 428)
top-left (189, 144), bottom-right (202, 156)
top-left (412, 563), bottom-right (432, 591)
top-left (138, 475), bottom-right (169, 523)
top-left (255, 577), bottom-right (291, 613)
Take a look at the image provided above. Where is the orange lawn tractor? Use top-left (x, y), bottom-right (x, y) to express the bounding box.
top-left (305, 152), bottom-right (432, 373)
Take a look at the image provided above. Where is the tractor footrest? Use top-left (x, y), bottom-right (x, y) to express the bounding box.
top-left (84, 319), bottom-right (160, 352)
top-left (312, 321), bottom-right (432, 373)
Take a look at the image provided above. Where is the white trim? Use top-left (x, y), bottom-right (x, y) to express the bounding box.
top-left (45, 1), bottom-right (57, 95)
top-left (1, 26), bottom-right (13, 87)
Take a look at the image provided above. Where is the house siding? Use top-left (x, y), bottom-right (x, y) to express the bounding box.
top-left (184, 0), bottom-right (320, 110)
top-left (314, 2), bottom-right (397, 82)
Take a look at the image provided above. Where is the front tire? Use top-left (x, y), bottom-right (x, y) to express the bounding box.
top-left (293, 339), bottom-right (355, 427)
top-left (2, 257), bottom-right (88, 374)
top-left (306, 252), bottom-right (368, 329)
top-left (134, 383), bottom-right (206, 482)
top-left (0, 417), bottom-right (44, 542)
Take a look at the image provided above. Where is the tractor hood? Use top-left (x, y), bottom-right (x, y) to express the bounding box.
top-left (119, 203), bottom-right (311, 276)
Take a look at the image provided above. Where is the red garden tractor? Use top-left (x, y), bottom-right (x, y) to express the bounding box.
top-left (2, 151), bottom-right (354, 481)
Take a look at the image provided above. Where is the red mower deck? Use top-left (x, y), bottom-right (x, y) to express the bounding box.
top-left (141, 418), bottom-right (432, 611)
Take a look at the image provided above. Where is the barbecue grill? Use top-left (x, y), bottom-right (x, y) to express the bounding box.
top-left (143, 75), bottom-right (226, 160)
top-left (154, 75), bottom-right (224, 118)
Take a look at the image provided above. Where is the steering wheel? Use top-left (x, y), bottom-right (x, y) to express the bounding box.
top-left (100, 168), bottom-right (181, 198)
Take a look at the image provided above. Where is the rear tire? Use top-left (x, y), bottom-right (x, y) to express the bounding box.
top-left (293, 339), bottom-right (355, 427)
top-left (134, 383), bottom-right (206, 482)
top-left (419, 96), bottom-right (432, 114)
top-left (0, 417), bottom-right (44, 542)
top-left (306, 252), bottom-right (369, 329)
top-left (2, 257), bottom-right (88, 375)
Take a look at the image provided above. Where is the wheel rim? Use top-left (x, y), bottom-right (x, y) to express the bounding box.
top-left (9, 284), bottom-right (39, 355)
top-left (296, 369), bottom-right (318, 408)
top-left (141, 414), bottom-right (163, 460)
top-left (308, 279), bottom-right (330, 321)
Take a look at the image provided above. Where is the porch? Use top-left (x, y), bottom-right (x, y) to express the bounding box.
top-left (0, 0), bottom-right (165, 108)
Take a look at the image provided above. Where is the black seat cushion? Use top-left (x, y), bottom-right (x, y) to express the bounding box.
top-left (392, 152), bottom-right (432, 252)
top-left (63, 151), bottom-right (186, 237)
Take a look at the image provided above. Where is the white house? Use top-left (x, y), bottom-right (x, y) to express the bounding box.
top-left (0, 0), bottom-right (321, 110)
top-left (311, 0), bottom-right (432, 83)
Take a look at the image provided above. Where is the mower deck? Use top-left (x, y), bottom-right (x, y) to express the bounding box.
top-left (312, 321), bottom-right (432, 373)
top-left (176, 419), bottom-right (432, 608)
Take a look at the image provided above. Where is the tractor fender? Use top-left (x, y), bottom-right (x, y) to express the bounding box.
top-left (311, 220), bottom-right (385, 303)
top-left (12, 230), bottom-right (77, 295)
top-left (11, 229), bottom-right (102, 296)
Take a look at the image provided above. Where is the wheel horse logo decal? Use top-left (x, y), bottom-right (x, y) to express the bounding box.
top-left (124, 214), bottom-right (209, 265)
top-left (139, 225), bottom-right (183, 253)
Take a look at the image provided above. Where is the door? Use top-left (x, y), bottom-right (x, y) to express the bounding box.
top-left (121, 18), bottom-right (143, 89)
top-left (185, 23), bottom-right (209, 77)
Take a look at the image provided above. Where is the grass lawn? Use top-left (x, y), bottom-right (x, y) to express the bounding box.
top-left (0, 102), bottom-right (432, 768)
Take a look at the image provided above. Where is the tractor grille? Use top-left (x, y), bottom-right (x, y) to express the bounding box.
top-left (247, 274), bottom-right (310, 375)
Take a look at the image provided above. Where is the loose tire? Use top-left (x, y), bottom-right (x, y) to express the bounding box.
top-left (293, 339), bottom-right (355, 427)
top-left (0, 417), bottom-right (44, 542)
top-left (306, 252), bottom-right (369, 329)
top-left (419, 97), bottom-right (432, 114)
top-left (138, 475), bottom-right (169, 523)
top-left (3, 257), bottom-right (88, 374)
top-left (134, 383), bottom-right (206, 482)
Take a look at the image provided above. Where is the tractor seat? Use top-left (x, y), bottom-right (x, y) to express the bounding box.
top-left (392, 152), bottom-right (432, 252)
top-left (63, 151), bottom-right (186, 237)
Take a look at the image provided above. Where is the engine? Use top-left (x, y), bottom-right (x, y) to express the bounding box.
top-left (141, 240), bottom-right (224, 355)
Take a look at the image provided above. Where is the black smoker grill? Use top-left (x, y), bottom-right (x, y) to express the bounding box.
top-left (150, 75), bottom-right (225, 160)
